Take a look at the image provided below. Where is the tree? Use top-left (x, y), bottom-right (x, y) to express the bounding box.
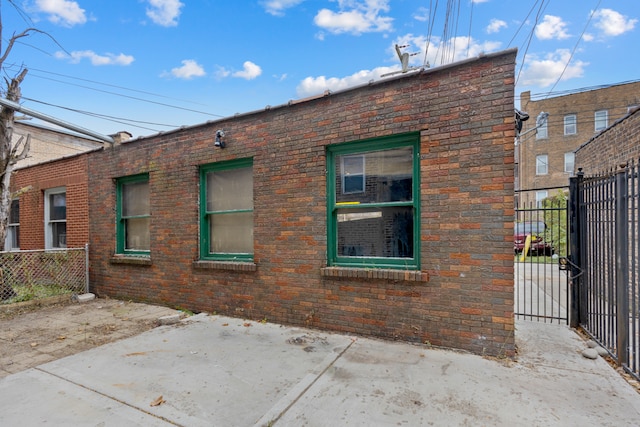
top-left (0, 2), bottom-right (56, 298)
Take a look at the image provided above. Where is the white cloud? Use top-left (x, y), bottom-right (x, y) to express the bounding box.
top-left (36, 0), bottom-right (86, 27)
top-left (168, 59), bottom-right (206, 79)
top-left (392, 33), bottom-right (501, 68)
top-left (582, 33), bottom-right (594, 42)
top-left (262, 0), bottom-right (304, 17)
top-left (472, 0), bottom-right (490, 3)
top-left (146, 0), bottom-right (184, 27)
top-left (232, 61), bottom-right (262, 80)
top-left (55, 50), bottom-right (134, 66)
top-left (214, 66), bottom-right (231, 79)
top-left (297, 66), bottom-right (399, 97)
top-left (535, 15), bottom-right (570, 40)
top-left (593, 9), bottom-right (637, 36)
top-left (314, 0), bottom-right (393, 35)
top-left (296, 34), bottom-right (503, 98)
top-left (413, 6), bottom-right (429, 23)
top-left (486, 18), bottom-right (507, 34)
top-left (519, 49), bottom-right (588, 87)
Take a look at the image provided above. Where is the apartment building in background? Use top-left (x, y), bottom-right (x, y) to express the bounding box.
top-left (517, 80), bottom-right (640, 206)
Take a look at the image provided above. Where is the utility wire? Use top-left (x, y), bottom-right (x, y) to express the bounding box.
top-left (541, 0), bottom-right (603, 99)
top-left (466, 0), bottom-right (474, 58)
top-left (22, 96), bottom-right (180, 129)
top-left (5, 63), bottom-right (211, 108)
top-left (22, 73), bottom-right (223, 117)
top-left (515, 0), bottom-right (549, 87)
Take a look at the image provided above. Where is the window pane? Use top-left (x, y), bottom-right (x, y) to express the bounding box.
top-left (51, 222), bottom-right (67, 248)
top-left (594, 110), bottom-right (608, 131)
top-left (9, 200), bottom-right (19, 224)
top-left (125, 217), bottom-right (150, 251)
top-left (536, 122), bottom-right (548, 139)
top-left (123, 181), bottom-right (149, 217)
top-left (564, 152), bottom-right (575, 173)
top-left (209, 212), bottom-right (253, 253)
top-left (337, 206), bottom-right (413, 258)
top-left (49, 193), bottom-right (66, 221)
top-left (336, 147), bottom-right (413, 204)
top-left (536, 155), bottom-right (548, 175)
top-left (564, 115), bottom-right (576, 135)
top-left (207, 167), bottom-right (253, 211)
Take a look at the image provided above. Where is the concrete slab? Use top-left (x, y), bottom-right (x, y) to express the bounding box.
top-left (0, 314), bottom-right (638, 426)
top-left (35, 314), bottom-right (354, 426)
top-left (0, 369), bottom-right (169, 426)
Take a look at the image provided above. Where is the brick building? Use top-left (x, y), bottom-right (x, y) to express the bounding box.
top-left (4, 122), bottom-right (110, 251)
top-left (575, 106), bottom-right (640, 172)
top-left (14, 121), bottom-right (105, 168)
top-left (8, 152), bottom-right (96, 251)
top-left (87, 48), bottom-right (517, 356)
top-left (517, 80), bottom-right (640, 206)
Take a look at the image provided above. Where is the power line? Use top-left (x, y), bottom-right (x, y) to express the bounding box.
top-left (5, 63), bottom-right (211, 108)
top-left (541, 0), bottom-right (603, 99)
top-left (22, 96), bottom-right (180, 132)
top-left (3, 63), bottom-right (224, 119)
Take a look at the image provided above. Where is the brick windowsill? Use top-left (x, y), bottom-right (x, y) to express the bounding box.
top-left (110, 255), bottom-right (152, 266)
top-left (320, 267), bottom-right (428, 282)
top-left (193, 260), bottom-right (257, 272)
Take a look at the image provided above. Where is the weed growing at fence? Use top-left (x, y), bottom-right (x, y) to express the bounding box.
top-left (1, 283), bottom-right (73, 304)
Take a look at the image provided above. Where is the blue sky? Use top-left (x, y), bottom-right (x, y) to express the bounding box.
top-left (3, 0), bottom-right (638, 138)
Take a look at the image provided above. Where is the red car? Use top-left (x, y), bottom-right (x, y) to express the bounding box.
top-left (514, 222), bottom-right (554, 256)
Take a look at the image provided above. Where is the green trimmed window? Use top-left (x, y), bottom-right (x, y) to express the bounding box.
top-left (327, 133), bottom-right (420, 269)
top-left (116, 174), bottom-right (150, 255)
top-left (200, 159), bottom-right (254, 261)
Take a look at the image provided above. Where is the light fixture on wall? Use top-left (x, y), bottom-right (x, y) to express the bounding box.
top-left (215, 130), bottom-right (225, 148)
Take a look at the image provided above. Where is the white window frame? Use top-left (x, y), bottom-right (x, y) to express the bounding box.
top-left (536, 154), bottom-right (548, 175)
top-left (594, 110), bottom-right (608, 132)
top-left (564, 114), bottom-right (577, 135)
top-left (536, 120), bottom-right (548, 139)
top-left (564, 152), bottom-right (575, 174)
top-left (5, 199), bottom-right (19, 251)
top-left (44, 187), bottom-right (67, 249)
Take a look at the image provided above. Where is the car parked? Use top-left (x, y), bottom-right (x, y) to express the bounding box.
top-left (514, 221), bottom-right (554, 256)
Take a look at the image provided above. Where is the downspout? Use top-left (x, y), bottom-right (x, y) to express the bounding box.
top-left (0, 98), bottom-right (115, 144)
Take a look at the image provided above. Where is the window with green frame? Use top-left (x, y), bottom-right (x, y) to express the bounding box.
top-left (116, 174), bottom-right (150, 255)
top-left (200, 158), bottom-right (254, 261)
top-left (327, 133), bottom-right (420, 269)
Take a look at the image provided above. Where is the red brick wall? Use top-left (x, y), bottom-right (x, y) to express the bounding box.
top-left (11, 154), bottom-right (90, 250)
top-left (89, 49), bottom-right (517, 356)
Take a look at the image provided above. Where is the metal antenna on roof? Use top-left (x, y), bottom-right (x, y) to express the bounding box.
top-left (381, 44), bottom-right (422, 78)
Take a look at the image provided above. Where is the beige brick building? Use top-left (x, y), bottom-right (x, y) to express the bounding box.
top-left (13, 121), bottom-right (106, 168)
top-left (517, 80), bottom-right (640, 206)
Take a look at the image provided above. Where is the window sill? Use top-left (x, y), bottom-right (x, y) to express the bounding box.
top-left (321, 267), bottom-right (428, 282)
top-left (193, 260), bottom-right (257, 272)
top-left (110, 255), bottom-right (152, 266)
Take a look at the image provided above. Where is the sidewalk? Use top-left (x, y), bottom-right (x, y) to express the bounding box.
top-left (0, 311), bottom-right (638, 426)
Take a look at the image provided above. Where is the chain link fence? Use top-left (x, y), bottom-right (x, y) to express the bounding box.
top-left (0, 245), bottom-right (88, 304)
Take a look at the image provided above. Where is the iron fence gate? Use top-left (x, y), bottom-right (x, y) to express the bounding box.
top-left (570, 162), bottom-right (640, 382)
top-left (514, 189), bottom-right (570, 323)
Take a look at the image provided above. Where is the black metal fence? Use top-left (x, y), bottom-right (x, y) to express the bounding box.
top-left (570, 161), bottom-right (640, 381)
top-left (515, 189), bottom-right (570, 323)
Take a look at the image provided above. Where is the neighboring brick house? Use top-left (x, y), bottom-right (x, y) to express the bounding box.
top-left (575, 106), bottom-right (640, 172)
top-left (5, 125), bottom-right (124, 251)
top-left (517, 80), bottom-right (640, 206)
top-left (88, 48), bottom-right (517, 356)
top-left (14, 121), bottom-right (105, 168)
top-left (9, 152), bottom-right (95, 251)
